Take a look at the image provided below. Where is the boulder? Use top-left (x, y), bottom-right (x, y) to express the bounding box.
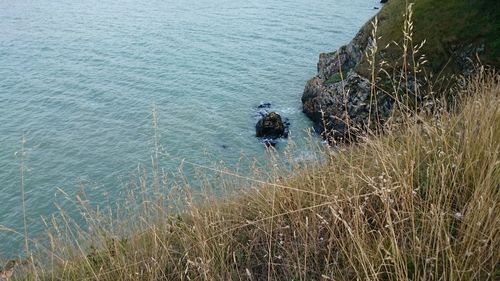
top-left (256, 112), bottom-right (286, 139)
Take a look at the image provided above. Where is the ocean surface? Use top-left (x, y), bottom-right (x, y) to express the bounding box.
top-left (0, 0), bottom-right (380, 256)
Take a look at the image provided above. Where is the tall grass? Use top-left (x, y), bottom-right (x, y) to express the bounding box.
top-left (3, 3), bottom-right (499, 281)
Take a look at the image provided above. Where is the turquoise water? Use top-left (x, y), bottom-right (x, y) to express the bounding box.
top-left (0, 0), bottom-right (380, 256)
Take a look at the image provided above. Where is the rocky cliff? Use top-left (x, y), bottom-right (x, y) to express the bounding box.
top-left (302, 0), bottom-right (498, 144)
top-left (302, 20), bottom-right (392, 144)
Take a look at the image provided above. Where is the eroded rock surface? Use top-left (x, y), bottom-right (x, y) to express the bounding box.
top-left (302, 22), bottom-right (392, 143)
top-left (256, 112), bottom-right (285, 138)
top-left (255, 111), bottom-right (290, 146)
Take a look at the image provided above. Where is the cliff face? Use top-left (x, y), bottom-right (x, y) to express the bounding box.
top-left (302, 0), bottom-right (498, 144)
top-left (302, 21), bottom-right (392, 143)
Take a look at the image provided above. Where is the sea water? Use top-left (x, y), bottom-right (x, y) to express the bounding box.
top-left (0, 0), bottom-right (380, 256)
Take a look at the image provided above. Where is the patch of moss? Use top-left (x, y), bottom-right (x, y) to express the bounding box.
top-left (325, 70), bottom-right (349, 85)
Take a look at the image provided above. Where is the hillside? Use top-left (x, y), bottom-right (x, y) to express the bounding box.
top-left (357, 0), bottom-right (500, 76)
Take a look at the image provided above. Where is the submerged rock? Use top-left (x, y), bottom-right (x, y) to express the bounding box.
top-left (257, 102), bottom-right (272, 109)
top-left (255, 102), bottom-right (273, 120)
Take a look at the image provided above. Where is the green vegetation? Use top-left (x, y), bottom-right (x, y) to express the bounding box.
top-left (356, 0), bottom-right (500, 77)
top-left (325, 70), bottom-right (349, 85)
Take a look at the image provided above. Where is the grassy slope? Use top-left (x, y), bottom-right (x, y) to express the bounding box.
top-left (356, 0), bottom-right (500, 77)
top-left (13, 73), bottom-right (499, 281)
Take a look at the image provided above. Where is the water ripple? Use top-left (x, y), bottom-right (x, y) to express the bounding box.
top-left (0, 0), bottom-right (380, 254)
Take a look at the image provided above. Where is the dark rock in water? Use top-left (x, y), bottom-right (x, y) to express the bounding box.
top-left (380, 0), bottom-right (388, 3)
top-left (220, 144), bottom-right (228, 149)
top-left (254, 104), bottom-right (290, 147)
top-left (256, 111), bottom-right (285, 139)
top-left (257, 102), bottom-right (272, 109)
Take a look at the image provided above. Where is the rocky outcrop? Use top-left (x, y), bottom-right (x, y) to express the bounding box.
top-left (302, 24), bottom-right (392, 144)
top-left (256, 111), bottom-right (289, 146)
top-left (316, 41), bottom-right (364, 81)
top-left (302, 1), bottom-right (494, 145)
top-left (256, 112), bottom-right (286, 138)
